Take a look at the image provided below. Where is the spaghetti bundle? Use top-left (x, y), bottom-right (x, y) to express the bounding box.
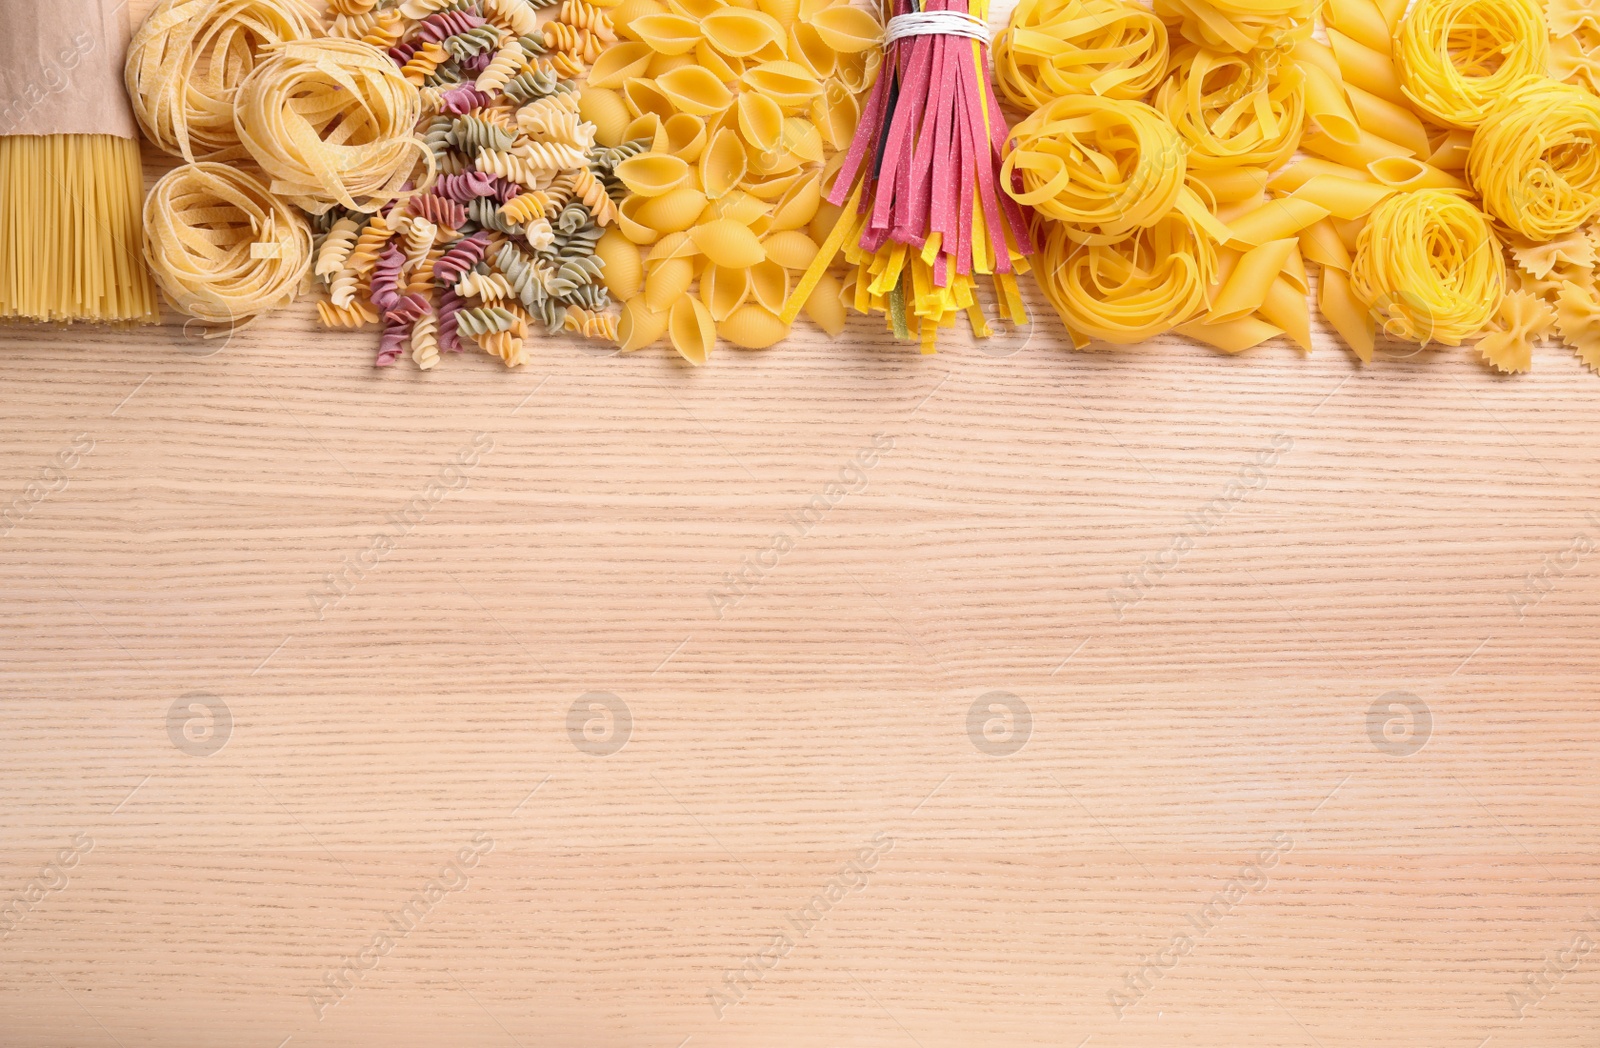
top-left (125, 0), bottom-right (322, 162)
top-left (235, 37), bottom-right (432, 213)
top-left (1467, 79), bottom-right (1600, 241)
top-left (142, 162), bottom-right (313, 328)
top-left (784, 0), bottom-right (1036, 352)
top-left (1350, 189), bottom-right (1505, 345)
top-left (1396, 0), bottom-right (1547, 128)
top-left (992, 0), bottom-right (1168, 109)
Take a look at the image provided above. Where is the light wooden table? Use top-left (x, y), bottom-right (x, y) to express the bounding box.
top-left (5, 8), bottom-right (1600, 1046)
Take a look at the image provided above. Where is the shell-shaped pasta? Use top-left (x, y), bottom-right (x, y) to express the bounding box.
top-left (664, 113), bottom-right (709, 162)
top-left (624, 113), bottom-right (669, 151)
top-left (646, 229), bottom-right (700, 263)
top-left (645, 256), bottom-right (696, 310)
top-left (618, 193), bottom-right (663, 243)
top-left (761, 229), bottom-right (818, 270)
top-left (718, 303), bottom-right (787, 348)
top-left (618, 153), bottom-right (692, 196)
top-left (629, 13), bottom-right (702, 54)
top-left (743, 169), bottom-right (803, 200)
top-left (619, 296), bottom-right (671, 351)
top-left (835, 46), bottom-right (881, 93)
top-left (809, 197), bottom-right (843, 245)
top-left (798, 0), bottom-right (839, 18)
top-left (700, 263), bottom-right (751, 320)
top-left (769, 170), bottom-right (822, 230)
top-left (696, 41), bottom-right (744, 82)
top-left (648, 52), bottom-right (698, 77)
top-left (737, 92), bottom-right (785, 153)
top-left (587, 42), bottom-right (655, 88)
top-left (741, 62), bottom-right (824, 109)
top-left (623, 77), bottom-right (676, 121)
top-left (810, 5), bottom-right (882, 52)
top-left (813, 85), bottom-right (859, 149)
top-left (707, 190), bottom-right (771, 226)
top-left (656, 66), bottom-right (736, 115)
top-left (579, 86), bottom-right (632, 146)
top-left (749, 259), bottom-right (789, 312)
top-left (756, 0), bottom-right (801, 26)
top-left (692, 218), bottom-right (766, 267)
top-left (613, 0), bottom-right (668, 35)
top-left (670, 0), bottom-right (725, 17)
top-left (803, 271), bottom-right (846, 335)
top-left (596, 228), bottom-right (644, 300)
top-left (669, 296), bottom-right (716, 364)
top-left (780, 117), bottom-right (823, 163)
top-left (700, 129), bottom-right (749, 199)
top-left (788, 25), bottom-right (837, 78)
top-left (702, 8), bottom-right (787, 55)
top-left (636, 186), bottom-right (709, 233)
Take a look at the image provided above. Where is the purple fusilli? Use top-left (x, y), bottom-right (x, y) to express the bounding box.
top-left (432, 231), bottom-right (491, 287)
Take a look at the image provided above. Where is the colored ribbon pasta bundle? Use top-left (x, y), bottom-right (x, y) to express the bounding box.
top-left (785, 0), bottom-right (1036, 353)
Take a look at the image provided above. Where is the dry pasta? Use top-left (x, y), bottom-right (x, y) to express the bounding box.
top-left (1467, 80), bottom-right (1600, 242)
top-left (1395, 0), bottom-right (1547, 129)
top-left (992, 0), bottom-right (1168, 110)
top-left (142, 162), bottom-right (313, 329)
top-left (125, 0), bottom-right (322, 162)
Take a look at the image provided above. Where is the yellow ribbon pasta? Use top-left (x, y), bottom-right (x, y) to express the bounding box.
top-left (1395, 0), bottom-right (1547, 128)
top-left (235, 38), bottom-right (433, 213)
top-left (1153, 0), bottom-right (1315, 53)
top-left (1032, 209), bottom-right (1216, 344)
top-left (142, 162), bottom-right (313, 329)
top-left (1350, 189), bottom-right (1505, 345)
top-left (1154, 46), bottom-right (1305, 173)
top-left (1467, 79), bottom-right (1600, 241)
top-left (993, 0), bottom-right (1168, 110)
top-left (1003, 95), bottom-right (1186, 245)
top-left (125, 0), bottom-right (323, 162)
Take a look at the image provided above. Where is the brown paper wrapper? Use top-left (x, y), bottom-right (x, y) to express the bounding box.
top-left (0, 0), bottom-right (138, 138)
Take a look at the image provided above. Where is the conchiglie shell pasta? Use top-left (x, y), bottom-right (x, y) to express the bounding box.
top-left (737, 92), bottom-right (786, 153)
top-left (664, 113), bottom-right (709, 162)
top-left (637, 186), bottom-right (708, 233)
top-left (618, 193), bottom-right (663, 243)
top-left (719, 303), bottom-right (788, 347)
top-left (810, 5), bottom-right (883, 52)
top-left (645, 256), bottom-right (696, 310)
top-left (612, 0), bottom-right (668, 37)
top-left (781, 118), bottom-right (823, 163)
top-left (670, 0), bottom-right (724, 18)
top-left (749, 259), bottom-right (790, 312)
top-left (580, 87), bottom-right (633, 147)
top-left (700, 128), bottom-right (749, 199)
top-left (618, 153), bottom-right (692, 197)
top-left (707, 190), bottom-right (770, 225)
top-left (769, 170), bottom-right (822, 230)
top-left (741, 62), bottom-right (824, 109)
top-left (799, 0), bottom-right (841, 19)
top-left (669, 296), bottom-right (716, 363)
top-left (649, 52), bottom-right (698, 77)
top-left (656, 66), bottom-right (736, 116)
top-left (620, 297), bottom-right (671, 351)
top-left (629, 13), bottom-right (703, 54)
top-left (757, 0), bottom-right (801, 25)
top-left (789, 24), bottom-right (838, 78)
top-left (703, 8), bottom-right (787, 56)
top-left (835, 47), bottom-right (881, 93)
top-left (588, 42), bottom-right (655, 88)
top-left (761, 230), bottom-right (818, 269)
top-left (624, 78), bottom-right (677, 121)
top-left (701, 263), bottom-right (751, 319)
top-left (624, 113), bottom-right (669, 151)
top-left (813, 88), bottom-right (858, 149)
top-left (692, 218), bottom-right (767, 267)
top-left (803, 271), bottom-right (846, 335)
top-left (695, 42), bottom-right (743, 83)
top-left (596, 228), bottom-right (644, 300)
top-left (647, 229), bottom-right (701, 263)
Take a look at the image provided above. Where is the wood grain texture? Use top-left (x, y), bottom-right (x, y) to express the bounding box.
top-left (3, 3), bottom-right (1600, 1044)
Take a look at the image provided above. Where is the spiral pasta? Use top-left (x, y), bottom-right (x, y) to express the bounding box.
top-left (993, 0), bottom-right (1167, 110)
top-left (1350, 189), bottom-right (1506, 345)
top-left (235, 38), bottom-right (433, 213)
top-left (125, 0), bottom-right (322, 163)
top-left (142, 162), bottom-right (313, 329)
top-left (1002, 96), bottom-right (1186, 245)
top-left (1467, 79), bottom-right (1600, 241)
top-left (1395, 0), bottom-right (1547, 129)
